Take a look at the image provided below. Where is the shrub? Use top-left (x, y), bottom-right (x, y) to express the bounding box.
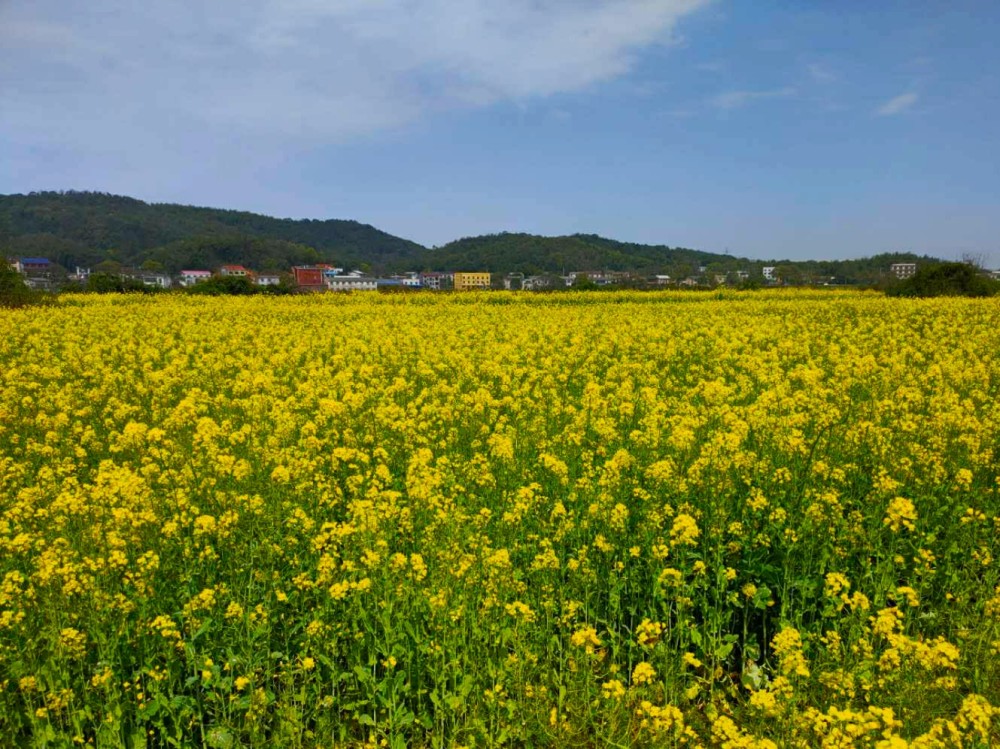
top-left (886, 262), bottom-right (1000, 298)
top-left (86, 272), bottom-right (161, 294)
top-left (0, 262), bottom-right (43, 308)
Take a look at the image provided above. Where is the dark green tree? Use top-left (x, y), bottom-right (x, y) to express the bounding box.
top-left (184, 275), bottom-right (258, 295)
top-left (886, 262), bottom-right (1000, 298)
top-left (86, 273), bottom-right (154, 294)
top-left (1, 260), bottom-right (37, 307)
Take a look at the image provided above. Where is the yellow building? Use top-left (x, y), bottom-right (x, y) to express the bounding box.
top-left (453, 272), bottom-right (491, 291)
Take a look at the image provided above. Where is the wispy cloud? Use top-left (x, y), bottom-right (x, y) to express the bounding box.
top-left (710, 86), bottom-right (796, 110)
top-left (876, 91), bottom-right (918, 116)
top-left (0, 0), bottom-right (711, 146)
top-left (695, 60), bottom-right (726, 73)
top-left (806, 63), bottom-right (837, 83)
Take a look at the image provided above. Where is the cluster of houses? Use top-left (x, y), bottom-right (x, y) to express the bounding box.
top-left (11, 256), bottom-right (999, 293)
top-left (7, 258), bottom-right (498, 292)
top-left (0, 257), bottom-right (821, 292)
top-left (7, 258), bottom-right (672, 292)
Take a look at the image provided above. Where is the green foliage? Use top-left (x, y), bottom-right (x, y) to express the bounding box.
top-left (570, 274), bottom-right (600, 291)
top-left (0, 191), bottom-right (953, 285)
top-left (0, 191), bottom-right (424, 274)
top-left (142, 235), bottom-right (323, 275)
top-left (0, 260), bottom-right (41, 308)
top-left (184, 276), bottom-right (259, 296)
top-left (422, 232), bottom-right (721, 276)
top-left (184, 275), bottom-right (298, 296)
top-left (886, 262), bottom-right (1000, 298)
top-left (85, 273), bottom-right (160, 294)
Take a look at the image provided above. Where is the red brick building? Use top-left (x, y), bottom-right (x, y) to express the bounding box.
top-left (292, 266), bottom-right (325, 290)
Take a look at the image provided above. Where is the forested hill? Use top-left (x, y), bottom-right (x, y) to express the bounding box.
top-left (422, 233), bottom-right (731, 276)
top-left (0, 191), bottom-right (425, 273)
top-left (422, 233), bottom-right (939, 284)
top-left (1, 191), bottom-right (729, 275)
top-left (1, 191), bottom-right (940, 282)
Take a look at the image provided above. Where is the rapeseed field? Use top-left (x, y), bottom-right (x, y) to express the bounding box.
top-left (1, 290), bottom-right (998, 747)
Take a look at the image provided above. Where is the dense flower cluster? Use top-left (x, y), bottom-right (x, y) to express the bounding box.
top-left (0, 290), bottom-right (998, 746)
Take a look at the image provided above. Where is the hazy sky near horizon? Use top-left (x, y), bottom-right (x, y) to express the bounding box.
top-left (2, 1), bottom-right (999, 265)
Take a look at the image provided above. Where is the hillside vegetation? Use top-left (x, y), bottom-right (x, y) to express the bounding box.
top-left (2, 191), bottom-right (942, 283)
top-left (0, 191), bottom-right (424, 273)
top-left (424, 233), bottom-right (727, 276)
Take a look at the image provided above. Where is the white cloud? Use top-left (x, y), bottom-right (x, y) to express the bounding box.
top-left (806, 63), bottom-right (837, 83)
top-left (710, 86), bottom-right (796, 110)
top-left (0, 0), bottom-right (710, 146)
top-left (876, 91), bottom-right (918, 116)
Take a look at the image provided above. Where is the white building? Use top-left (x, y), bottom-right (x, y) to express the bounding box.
top-left (890, 263), bottom-right (917, 279)
top-left (522, 275), bottom-right (551, 291)
top-left (139, 273), bottom-right (172, 289)
top-left (419, 272), bottom-right (452, 290)
top-left (326, 275), bottom-right (377, 292)
top-left (179, 270), bottom-right (212, 287)
top-left (256, 274), bottom-right (281, 286)
top-left (762, 266), bottom-right (776, 281)
top-left (67, 267), bottom-right (90, 283)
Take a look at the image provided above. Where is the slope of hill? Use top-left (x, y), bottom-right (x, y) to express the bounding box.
top-left (1, 191), bottom-right (944, 284)
top-left (0, 191), bottom-right (425, 272)
top-left (420, 232), bottom-right (732, 276)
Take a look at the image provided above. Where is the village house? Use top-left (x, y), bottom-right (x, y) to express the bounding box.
top-left (326, 276), bottom-right (377, 291)
top-left (179, 270), bottom-right (212, 287)
top-left (890, 263), bottom-right (917, 279)
top-left (116, 268), bottom-right (172, 289)
top-left (67, 267), bottom-right (90, 284)
top-left (137, 272), bottom-right (172, 289)
top-left (255, 273), bottom-right (281, 286)
top-left (419, 272), bottom-right (452, 290)
top-left (292, 266), bottom-right (325, 290)
top-left (19, 257), bottom-right (51, 274)
top-left (522, 275), bottom-right (552, 291)
top-left (453, 272), bottom-right (490, 291)
top-left (219, 264), bottom-right (251, 278)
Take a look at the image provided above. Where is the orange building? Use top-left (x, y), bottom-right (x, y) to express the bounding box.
top-left (453, 272), bottom-right (491, 291)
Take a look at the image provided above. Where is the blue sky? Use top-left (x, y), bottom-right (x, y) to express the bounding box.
top-left (2, 1), bottom-right (998, 265)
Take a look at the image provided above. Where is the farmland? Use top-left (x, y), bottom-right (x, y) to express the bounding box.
top-left (1, 290), bottom-right (998, 747)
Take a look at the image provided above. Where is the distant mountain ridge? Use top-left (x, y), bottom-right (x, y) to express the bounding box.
top-left (1, 191), bottom-right (940, 282)
top-left (0, 191), bottom-right (425, 273)
top-left (424, 233), bottom-right (729, 276)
